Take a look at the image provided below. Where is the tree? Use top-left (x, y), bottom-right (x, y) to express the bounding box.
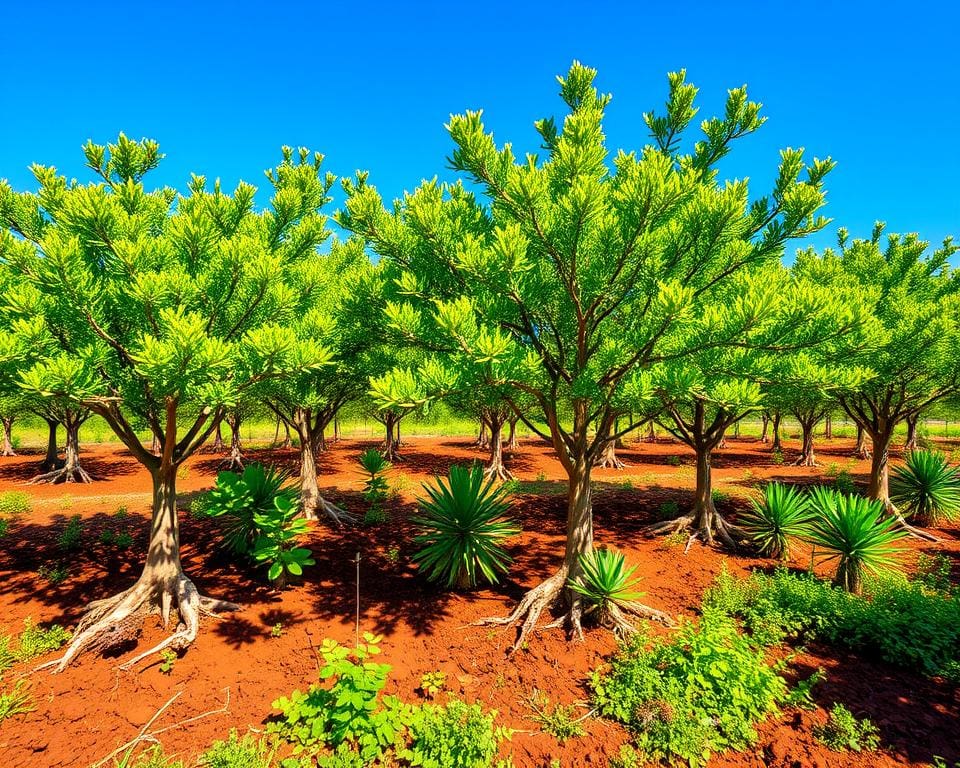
top-left (0, 136), bottom-right (333, 669)
top-left (341, 62), bottom-right (833, 646)
top-left (795, 224), bottom-right (960, 537)
top-left (260, 239), bottom-right (375, 523)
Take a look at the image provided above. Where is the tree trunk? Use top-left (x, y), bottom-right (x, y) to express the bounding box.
top-left (594, 438), bottom-right (626, 469)
top-left (866, 428), bottom-right (892, 505)
top-left (795, 417), bottom-right (817, 467)
top-left (212, 422), bottom-right (224, 452)
top-left (41, 419), bottom-right (59, 471)
top-left (690, 448), bottom-right (719, 543)
top-left (30, 412), bottom-right (92, 483)
top-left (505, 416), bottom-right (519, 451)
top-left (281, 420), bottom-right (292, 449)
top-left (223, 412), bottom-right (243, 471)
top-left (759, 413), bottom-right (769, 444)
top-left (771, 412), bottom-right (782, 452)
top-left (476, 418), bottom-right (490, 450)
top-left (824, 414), bottom-right (833, 440)
top-left (904, 414), bottom-right (918, 452)
top-left (478, 446), bottom-right (673, 648)
top-left (382, 412), bottom-right (402, 462)
top-left (854, 423), bottom-right (871, 459)
top-left (294, 409), bottom-right (352, 525)
top-left (484, 414), bottom-right (513, 481)
top-left (1, 416), bottom-right (16, 457)
top-left (333, 415), bottom-right (341, 443)
top-left (733, 421), bottom-right (740, 438)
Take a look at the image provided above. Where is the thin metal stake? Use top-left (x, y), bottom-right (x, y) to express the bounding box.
top-left (354, 551), bottom-right (361, 646)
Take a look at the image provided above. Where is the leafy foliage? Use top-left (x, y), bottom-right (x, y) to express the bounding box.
top-left (252, 495), bottom-right (315, 586)
top-left (814, 703), bottom-right (880, 752)
top-left (201, 463), bottom-right (299, 556)
top-left (740, 482), bottom-right (813, 559)
top-left (890, 449), bottom-right (960, 526)
top-left (57, 514), bottom-right (83, 551)
top-left (591, 612), bottom-right (791, 766)
top-left (568, 548), bottom-right (644, 624)
top-left (806, 488), bottom-right (907, 592)
top-left (199, 729), bottom-right (273, 768)
top-left (402, 699), bottom-right (510, 768)
top-left (0, 679), bottom-right (33, 723)
top-left (0, 491), bottom-right (30, 515)
top-left (525, 689), bottom-right (585, 743)
top-left (704, 567), bottom-right (960, 677)
top-left (411, 464), bottom-right (518, 588)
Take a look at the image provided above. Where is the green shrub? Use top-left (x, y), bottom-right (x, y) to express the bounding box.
top-left (915, 552), bottom-right (953, 594)
top-left (251, 494), bottom-right (315, 587)
top-left (656, 500), bottom-right (679, 520)
top-left (0, 491), bottom-right (30, 515)
top-left (16, 618), bottom-right (71, 661)
top-left (890, 449), bottom-right (960, 526)
top-left (568, 547), bottom-right (644, 627)
top-left (806, 488), bottom-right (907, 593)
top-left (704, 568), bottom-right (960, 677)
top-left (591, 611), bottom-right (790, 766)
top-left (525, 689), bottom-right (585, 743)
top-left (608, 745), bottom-right (642, 768)
top-left (814, 703), bottom-right (880, 752)
top-left (403, 699), bottom-right (510, 768)
top-left (57, 514), bottom-right (83, 551)
top-left (833, 470), bottom-right (856, 495)
top-left (412, 464), bottom-right (519, 588)
top-left (270, 633), bottom-right (411, 762)
top-left (200, 463), bottom-right (299, 556)
top-left (740, 482), bottom-right (812, 560)
top-left (0, 679), bottom-right (33, 723)
top-left (360, 449), bottom-right (391, 525)
top-left (199, 729), bottom-right (273, 768)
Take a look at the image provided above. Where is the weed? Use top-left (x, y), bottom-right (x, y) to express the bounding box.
top-left (0, 679), bottom-right (34, 723)
top-left (158, 648), bottom-right (176, 674)
top-left (656, 500), bottom-right (679, 520)
top-left (419, 670), bottom-right (447, 699)
top-left (0, 491), bottom-right (30, 515)
top-left (0, 519), bottom-right (8, 538)
top-left (271, 622), bottom-right (284, 638)
top-left (363, 507), bottom-right (388, 526)
top-left (385, 546), bottom-right (400, 564)
top-left (665, 456), bottom-right (681, 467)
top-left (525, 689), bottom-right (585, 743)
top-left (772, 449), bottom-right (785, 466)
top-left (38, 563), bottom-right (68, 584)
top-left (536, 471), bottom-right (547, 482)
top-left (56, 495), bottom-right (73, 510)
top-left (814, 703), bottom-right (880, 751)
top-left (57, 514), bottom-right (83, 550)
top-left (608, 744), bottom-right (642, 768)
top-left (712, 488), bottom-right (730, 505)
top-left (915, 553), bottom-right (953, 593)
top-left (199, 729), bottom-right (272, 768)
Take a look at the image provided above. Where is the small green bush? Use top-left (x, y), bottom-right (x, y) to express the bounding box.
top-left (359, 449), bottom-right (391, 525)
top-left (591, 611), bottom-right (790, 766)
top-left (915, 553), bottom-right (953, 594)
top-left (704, 567), bottom-right (960, 678)
top-left (525, 689), bottom-right (585, 743)
top-left (0, 679), bottom-right (33, 723)
top-left (655, 500), bottom-right (679, 520)
top-left (740, 482), bottom-right (812, 560)
top-left (814, 703), bottom-right (880, 752)
top-left (199, 729), bottom-right (272, 768)
top-left (403, 699), bottom-right (509, 768)
top-left (57, 514), bottom-right (83, 551)
top-left (890, 449), bottom-right (960, 526)
top-left (0, 491), bottom-right (31, 515)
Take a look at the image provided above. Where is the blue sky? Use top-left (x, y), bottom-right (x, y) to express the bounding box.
top-left (1, 0), bottom-right (957, 256)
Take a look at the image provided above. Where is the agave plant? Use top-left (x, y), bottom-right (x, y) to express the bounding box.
top-left (568, 547), bottom-right (644, 626)
top-left (806, 490), bottom-right (907, 594)
top-left (411, 464), bottom-right (519, 588)
top-left (741, 482), bottom-right (813, 560)
top-left (359, 448), bottom-right (392, 525)
top-left (201, 463), bottom-right (299, 556)
top-left (890, 449), bottom-right (960, 526)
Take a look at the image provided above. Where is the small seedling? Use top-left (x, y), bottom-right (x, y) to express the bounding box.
top-left (814, 703), bottom-right (880, 752)
top-left (772, 449), bottom-right (785, 465)
top-left (0, 679), bottom-right (34, 723)
top-left (385, 546), bottom-right (400, 564)
top-left (419, 670), bottom-right (447, 699)
top-left (158, 648), bottom-right (177, 674)
top-left (665, 455), bottom-right (682, 466)
top-left (271, 622), bottom-right (284, 638)
top-left (656, 500), bottom-right (679, 520)
top-left (38, 563), bottom-right (68, 584)
top-left (57, 515), bottom-right (83, 551)
top-left (526, 689), bottom-right (586, 743)
top-left (114, 505), bottom-right (128, 519)
top-left (535, 471), bottom-right (547, 482)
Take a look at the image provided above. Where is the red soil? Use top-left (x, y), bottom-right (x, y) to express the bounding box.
top-left (0, 436), bottom-right (958, 767)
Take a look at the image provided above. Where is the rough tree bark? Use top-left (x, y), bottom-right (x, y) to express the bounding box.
top-left (212, 422), bottom-right (225, 452)
top-left (594, 419), bottom-right (627, 469)
top-left (854, 423), bottom-right (871, 458)
top-left (793, 414), bottom-right (819, 467)
top-left (904, 414), bottom-right (919, 452)
top-left (770, 412), bottom-right (783, 453)
top-left (759, 412), bottom-right (769, 443)
top-left (40, 418), bottom-right (59, 471)
top-left (475, 418), bottom-right (490, 450)
top-left (484, 411), bottom-right (513, 481)
top-left (291, 408), bottom-right (352, 525)
top-left (505, 415), bottom-right (519, 451)
top-left (1, 416), bottom-right (16, 456)
top-left (824, 414), bottom-right (833, 439)
top-left (222, 412), bottom-right (243, 471)
top-left (42, 402), bottom-right (238, 672)
top-left (381, 412), bottom-right (403, 462)
top-left (29, 410), bottom-right (92, 483)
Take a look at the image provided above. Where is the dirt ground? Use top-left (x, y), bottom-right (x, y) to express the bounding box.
top-left (0, 434), bottom-right (957, 768)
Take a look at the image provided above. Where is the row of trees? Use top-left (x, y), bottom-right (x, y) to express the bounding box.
top-left (0, 63), bottom-right (956, 666)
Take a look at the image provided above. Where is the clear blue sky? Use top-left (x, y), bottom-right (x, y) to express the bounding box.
top-left (1, 0), bottom-right (957, 256)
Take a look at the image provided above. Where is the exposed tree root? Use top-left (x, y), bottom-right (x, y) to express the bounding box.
top-left (884, 501), bottom-right (940, 542)
top-left (475, 570), bottom-right (674, 652)
top-left (646, 511), bottom-right (750, 551)
top-left (792, 454), bottom-right (817, 467)
top-left (219, 453), bottom-right (244, 472)
top-left (483, 463), bottom-right (515, 482)
top-left (39, 573), bottom-right (238, 673)
top-left (305, 496), bottom-right (355, 526)
top-left (27, 464), bottom-right (94, 484)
